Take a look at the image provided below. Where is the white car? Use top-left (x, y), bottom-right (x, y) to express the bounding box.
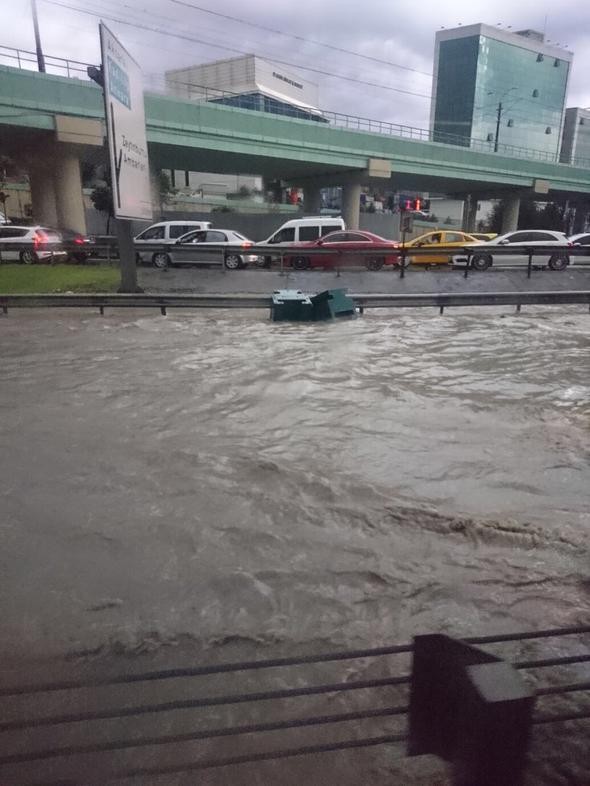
top-left (0, 225), bottom-right (67, 264)
top-left (135, 220), bottom-right (212, 266)
top-left (456, 230), bottom-right (572, 271)
top-left (569, 232), bottom-right (590, 263)
top-left (165, 228), bottom-right (260, 270)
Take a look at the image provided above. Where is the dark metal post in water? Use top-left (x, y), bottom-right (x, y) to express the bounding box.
top-left (409, 634), bottom-right (535, 786)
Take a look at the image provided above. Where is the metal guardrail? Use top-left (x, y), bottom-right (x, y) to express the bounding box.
top-left (130, 241), bottom-right (590, 280)
top-left (1, 291), bottom-right (589, 316)
top-left (2, 241), bottom-right (590, 283)
top-left (3, 44), bottom-right (590, 170)
top-left (0, 625), bottom-right (587, 784)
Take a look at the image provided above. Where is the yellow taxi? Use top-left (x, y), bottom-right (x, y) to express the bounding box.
top-left (403, 230), bottom-right (482, 265)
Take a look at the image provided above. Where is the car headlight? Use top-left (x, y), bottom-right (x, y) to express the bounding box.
top-left (245, 254), bottom-right (260, 262)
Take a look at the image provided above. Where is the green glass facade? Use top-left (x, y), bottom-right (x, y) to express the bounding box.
top-left (433, 37), bottom-right (479, 145)
top-left (433, 29), bottom-right (570, 159)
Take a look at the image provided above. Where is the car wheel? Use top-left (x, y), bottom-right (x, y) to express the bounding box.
top-left (366, 257), bottom-right (384, 271)
top-left (292, 256), bottom-right (310, 270)
top-left (152, 252), bottom-right (170, 269)
top-left (548, 253), bottom-right (569, 271)
top-left (20, 249), bottom-right (36, 265)
top-left (471, 253), bottom-right (492, 271)
top-left (224, 254), bottom-right (242, 270)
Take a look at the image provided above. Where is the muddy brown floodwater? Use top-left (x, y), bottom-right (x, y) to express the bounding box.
top-left (0, 307), bottom-right (588, 785)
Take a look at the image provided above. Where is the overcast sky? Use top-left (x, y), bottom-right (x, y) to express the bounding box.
top-left (3, 0), bottom-right (590, 128)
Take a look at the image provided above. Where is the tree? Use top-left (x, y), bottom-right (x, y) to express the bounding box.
top-left (158, 171), bottom-right (176, 214)
top-left (90, 184), bottom-right (113, 234)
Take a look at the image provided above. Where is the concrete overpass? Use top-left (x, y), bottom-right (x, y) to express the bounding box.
top-left (1, 63), bottom-right (590, 233)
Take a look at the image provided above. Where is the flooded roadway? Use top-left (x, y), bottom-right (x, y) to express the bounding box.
top-left (0, 306), bottom-right (588, 784)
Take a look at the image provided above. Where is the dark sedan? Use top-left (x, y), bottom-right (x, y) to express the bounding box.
top-left (284, 230), bottom-right (401, 270)
top-left (59, 229), bottom-right (95, 263)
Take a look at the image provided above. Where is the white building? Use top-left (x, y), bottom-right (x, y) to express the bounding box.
top-left (165, 54), bottom-right (320, 116)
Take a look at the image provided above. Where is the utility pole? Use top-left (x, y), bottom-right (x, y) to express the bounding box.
top-left (494, 101), bottom-right (503, 153)
top-left (31, 0), bottom-right (46, 72)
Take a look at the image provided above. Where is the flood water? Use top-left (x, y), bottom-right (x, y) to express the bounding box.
top-left (0, 307), bottom-right (588, 784)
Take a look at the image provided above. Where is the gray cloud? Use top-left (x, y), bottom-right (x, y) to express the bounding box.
top-left (3, 0), bottom-right (589, 130)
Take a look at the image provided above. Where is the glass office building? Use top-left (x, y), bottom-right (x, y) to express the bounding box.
top-left (560, 108), bottom-right (590, 168)
top-left (431, 25), bottom-right (572, 159)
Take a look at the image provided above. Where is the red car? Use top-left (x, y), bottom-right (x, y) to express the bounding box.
top-left (284, 230), bottom-right (401, 270)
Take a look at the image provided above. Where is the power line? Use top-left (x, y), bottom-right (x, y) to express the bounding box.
top-left (170, 0), bottom-right (432, 78)
top-left (40, 0), bottom-right (431, 100)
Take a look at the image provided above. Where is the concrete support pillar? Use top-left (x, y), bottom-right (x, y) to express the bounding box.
top-left (501, 195), bottom-right (520, 234)
top-left (342, 182), bottom-right (362, 230)
top-left (29, 165), bottom-right (58, 227)
top-left (150, 165), bottom-right (163, 219)
top-left (54, 147), bottom-right (86, 233)
top-left (304, 183), bottom-right (323, 214)
top-left (263, 178), bottom-right (283, 204)
top-left (572, 202), bottom-right (590, 234)
top-left (464, 195), bottom-right (478, 233)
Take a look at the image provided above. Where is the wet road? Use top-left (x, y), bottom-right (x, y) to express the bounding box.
top-left (138, 263), bottom-right (590, 295)
top-left (0, 306), bottom-right (588, 784)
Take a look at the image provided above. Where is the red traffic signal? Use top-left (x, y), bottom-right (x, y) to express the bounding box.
top-left (402, 198), bottom-right (422, 211)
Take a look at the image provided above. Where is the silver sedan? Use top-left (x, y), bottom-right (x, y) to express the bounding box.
top-left (159, 229), bottom-right (260, 270)
top-left (453, 229), bottom-right (572, 271)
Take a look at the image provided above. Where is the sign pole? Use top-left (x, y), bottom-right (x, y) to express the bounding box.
top-left (98, 23), bottom-right (152, 293)
top-left (116, 221), bottom-right (139, 292)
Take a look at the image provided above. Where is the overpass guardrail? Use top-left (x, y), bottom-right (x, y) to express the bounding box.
top-left (2, 44), bottom-right (590, 169)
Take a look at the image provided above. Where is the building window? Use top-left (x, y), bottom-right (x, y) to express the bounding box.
top-left (536, 53), bottom-right (544, 62)
top-left (532, 89), bottom-right (539, 97)
top-left (545, 127), bottom-right (552, 135)
top-left (554, 58), bottom-right (560, 67)
top-left (507, 119), bottom-right (514, 127)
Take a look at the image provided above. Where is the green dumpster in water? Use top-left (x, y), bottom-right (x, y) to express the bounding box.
top-left (271, 290), bottom-right (315, 321)
top-left (271, 289), bottom-right (356, 322)
top-left (310, 289), bottom-right (356, 320)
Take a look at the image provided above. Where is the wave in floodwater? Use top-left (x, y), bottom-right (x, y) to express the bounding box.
top-left (1, 306), bottom-right (588, 656)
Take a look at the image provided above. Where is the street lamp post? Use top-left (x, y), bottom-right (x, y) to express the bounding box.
top-left (489, 87), bottom-right (517, 152)
top-left (31, 0), bottom-right (46, 72)
top-left (494, 101), bottom-right (503, 152)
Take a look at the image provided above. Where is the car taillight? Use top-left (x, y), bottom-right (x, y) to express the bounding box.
top-left (241, 242), bottom-right (253, 248)
top-left (567, 241), bottom-right (573, 247)
top-left (74, 236), bottom-right (84, 245)
top-left (33, 232), bottom-right (45, 249)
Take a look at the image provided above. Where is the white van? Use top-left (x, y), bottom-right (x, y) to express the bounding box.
top-left (263, 216), bottom-right (345, 246)
top-left (260, 216), bottom-right (345, 266)
top-left (135, 220), bottom-right (213, 265)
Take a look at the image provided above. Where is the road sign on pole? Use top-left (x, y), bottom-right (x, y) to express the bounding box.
top-left (100, 23), bottom-right (151, 221)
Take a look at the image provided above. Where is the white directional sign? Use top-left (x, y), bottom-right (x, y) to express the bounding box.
top-left (100, 23), bottom-right (152, 221)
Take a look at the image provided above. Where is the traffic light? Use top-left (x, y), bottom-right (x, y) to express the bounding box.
top-left (401, 198), bottom-right (422, 211)
top-left (87, 65), bottom-right (104, 87)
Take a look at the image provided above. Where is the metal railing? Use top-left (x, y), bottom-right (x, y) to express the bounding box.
top-left (0, 625), bottom-right (587, 784)
top-left (0, 45), bottom-right (91, 80)
top-left (3, 45), bottom-right (590, 170)
top-left (1, 291), bottom-right (589, 318)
